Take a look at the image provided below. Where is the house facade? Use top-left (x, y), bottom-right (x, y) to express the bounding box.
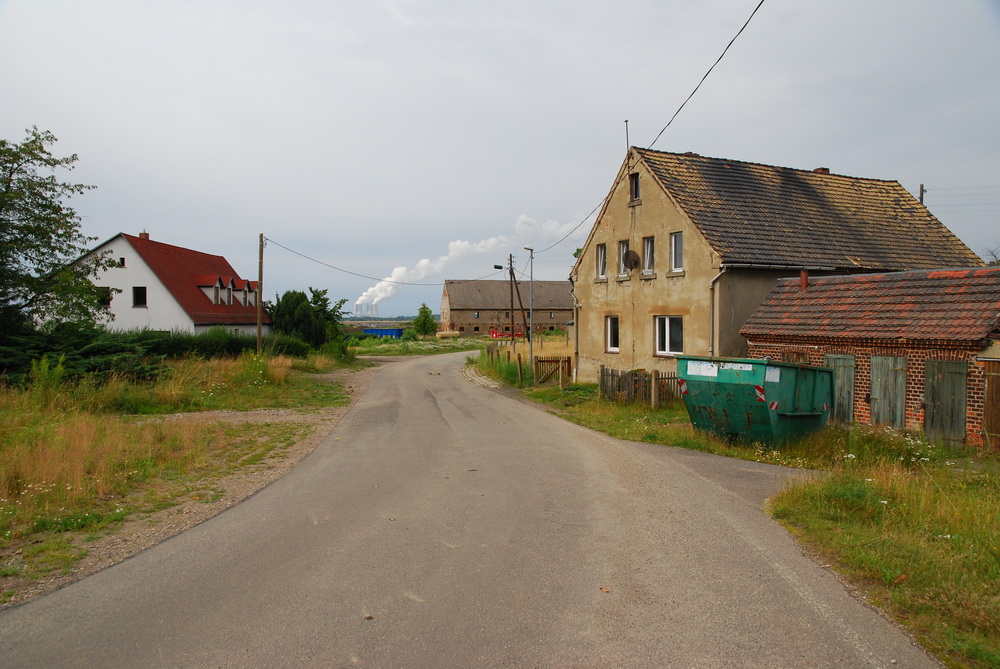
top-left (740, 267), bottom-right (1000, 447)
top-left (85, 232), bottom-right (269, 335)
top-left (569, 148), bottom-right (984, 382)
top-left (440, 279), bottom-right (573, 336)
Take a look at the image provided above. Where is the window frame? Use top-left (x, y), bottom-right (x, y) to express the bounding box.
top-left (132, 286), bottom-right (147, 308)
top-left (606, 315), bottom-right (620, 353)
top-left (617, 240), bottom-right (630, 275)
top-left (655, 316), bottom-right (683, 356)
top-left (629, 173), bottom-right (640, 201)
top-left (642, 236), bottom-right (655, 273)
top-left (669, 231), bottom-right (683, 272)
top-left (595, 243), bottom-right (607, 279)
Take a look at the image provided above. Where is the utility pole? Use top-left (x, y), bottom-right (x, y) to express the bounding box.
top-left (919, 184), bottom-right (926, 204)
top-left (256, 233), bottom-right (264, 355)
top-left (524, 246), bottom-right (534, 382)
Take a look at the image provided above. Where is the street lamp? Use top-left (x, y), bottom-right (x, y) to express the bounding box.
top-left (523, 246), bottom-right (534, 378)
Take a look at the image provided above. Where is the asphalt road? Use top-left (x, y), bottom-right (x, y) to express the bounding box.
top-left (0, 352), bottom-right (939, 667)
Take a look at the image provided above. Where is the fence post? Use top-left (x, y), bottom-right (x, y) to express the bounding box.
top-left (559, 359), bottom-right (565, 390)
top-left (517, 354), bottom-right (523, 384)
top-left (651, 370), bottom-right (660, 410)
top-left (598, 365), bottom-right (605, 399)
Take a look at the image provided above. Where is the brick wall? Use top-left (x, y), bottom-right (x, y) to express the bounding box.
top-left (746, 338), bottom-right (988, 448)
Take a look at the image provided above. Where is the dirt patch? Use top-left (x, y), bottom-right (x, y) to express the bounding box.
top-left (1, 362), bottom-right (383, 610)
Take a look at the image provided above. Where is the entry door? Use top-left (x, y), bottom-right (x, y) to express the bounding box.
top-left (924, 360), bottom-right (968, 445)
top-left (824, 354), bottom-right (855, 424)
top-left (985, 361), bottom-right (1000, 446)
top-left (870, 356), bottom-right (906, 428)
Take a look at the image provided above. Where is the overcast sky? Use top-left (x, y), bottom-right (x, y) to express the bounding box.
top-left (3, 0), bottom-right (998, 316)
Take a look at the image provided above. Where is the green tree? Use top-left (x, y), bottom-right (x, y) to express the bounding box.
top-left (0, 127), bottom-right (117, 329)
top-left (269, 290), bottom-right (326, 348)
top-left (308, 287), bottom-right (350, 340)
top-left (411, 303), bottom-right (437, 336)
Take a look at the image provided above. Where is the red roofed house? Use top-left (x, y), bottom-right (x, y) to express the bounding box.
top-left (740, 267), bottom-right (1000, 447)
top-left (85, 232), bottom-right (269, 335)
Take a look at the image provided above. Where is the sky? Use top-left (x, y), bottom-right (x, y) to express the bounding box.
top-left (2, 0), bottom-right (998, 317)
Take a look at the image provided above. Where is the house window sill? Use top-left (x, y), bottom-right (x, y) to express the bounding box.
top-left (664, 270), bottom-right (685, 278)
top-left (616, 274), bottom-right (631, 282)
top-left (628, 198), bottom-right (642, 208)
top-left (640, 270), bottom-right (656, 280)
top-left (594, 276), bottom-right (608, 284)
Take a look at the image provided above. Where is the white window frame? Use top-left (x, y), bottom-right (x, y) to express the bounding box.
top-left (629, 173), bottom-right (640, 201)
top-left (669, 231), bottom-right (683, 272)
top-left (606, 316), bottom-right (620, 353)
top-left (618, 240), bottom-right (630, 275)
top-left (596, 243), bottom-right (607, 278)
top-left (655, 316), bottom-right (683, 356)
top-left (642, 236), bottom-right (655, 273)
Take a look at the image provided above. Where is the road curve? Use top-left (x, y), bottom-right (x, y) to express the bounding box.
top-left (0, 352), bottom-right (937, 667)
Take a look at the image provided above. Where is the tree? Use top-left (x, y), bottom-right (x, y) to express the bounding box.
top-left (308, 287), bottom-right (350, 340)
top-left (411, 303), bottom-right (437, 336)
top-left (0, 127), bottom-right (117, 329)
top-left (269, 290), bottom-right (326, 348)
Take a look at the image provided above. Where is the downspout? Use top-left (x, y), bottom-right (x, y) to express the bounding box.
top-left (570, 277), bottom-right (580, 383)
top-left (708, 265), bottom-right (727, 357)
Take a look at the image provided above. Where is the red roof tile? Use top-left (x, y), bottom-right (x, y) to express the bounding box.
top-left (740, 267), bottom-right (1000, 344)
top-left (122, 234), bottom-right (267, 326)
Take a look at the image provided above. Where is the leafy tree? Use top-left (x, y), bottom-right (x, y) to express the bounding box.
top-left (308, 287), bottom-right (350, 340)
top-left (0, 127), bottom-right (117, 329)
top-left (269, 290), bottom-right (326, 347)
top-left (411, 303), bottom-right (437, 336)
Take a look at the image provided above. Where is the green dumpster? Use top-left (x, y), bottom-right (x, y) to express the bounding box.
top-left (677, 356), bottom-right (833, 445)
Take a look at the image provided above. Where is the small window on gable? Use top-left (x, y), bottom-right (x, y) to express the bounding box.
top-left (133, 286), bottom-right (147, 307)
top-left (629, 173), bottom-right (640, 201)
top-left (642, 236), bottom-right (655, 272)
top-left (119, 257), bottom-right (126, 267)
top-left (618, 240), bottom-right (630, 275)
top-left (97, 287), bottom-right (113, 308)
top-left (670, 232), bottom-right (683, 271)
top-left (606, 316), bottom-right (620, 353)
top-left (596, 243), bottom-right (607, 278)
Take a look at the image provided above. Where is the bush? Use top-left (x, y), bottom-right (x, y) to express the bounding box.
top-left (401, 328), bottom-right (419, 342)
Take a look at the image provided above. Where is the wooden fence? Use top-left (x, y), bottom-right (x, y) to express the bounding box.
top-left (598, 366), bottom-right (682, 409)
top-left (533, 356), bottom-right (572, 386)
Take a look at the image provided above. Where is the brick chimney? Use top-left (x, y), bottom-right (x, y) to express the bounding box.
top-left (139, 231), bottom-right (150, 240)
top-left (800, 268), bottom-right (809, 291)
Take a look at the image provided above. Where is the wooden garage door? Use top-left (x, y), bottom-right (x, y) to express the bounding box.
top-left (924, 359), bottom-right (967, 445)
top-left (870, 356), bottom-right (907, 428)
top-left (824, 354), bottom-right (855, 424)
top-left (985, 360), bottom-right (1000, 446)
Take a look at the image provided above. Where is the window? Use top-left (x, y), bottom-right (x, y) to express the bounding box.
top-left (97, 287), bottom-right (113, 308)
top-left (629, 173), bottom-right (640, 201)
top-left (655, 316), bottom-right (683, 355)
top-left (642, 236), bottom-right (655, 272)
top-left (670, 232), bottom-right (683, 271)
top-left (226, 287), bottom-right (233, 305)
top-left (606, 316), bottom-right (620, 353)
top-left (119, 257), bottom-right (126, 267)
top-left (596, 243), bottom-right (607, 278)
top-left (549, 312), bottom-right (554, 318)
top-left (474, 311), bottom-right (480, 319)
top-left (618, 240), bottom-right (630, 274)
top-left (213, 285), bottom-right (220, 305)
top-left (504, 311), bottom-right (510, 318)
top-left (132, 286), bottom-right (147, 307)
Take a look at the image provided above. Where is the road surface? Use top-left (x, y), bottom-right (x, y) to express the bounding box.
top-left (0, 352), bottom-right (938, 667)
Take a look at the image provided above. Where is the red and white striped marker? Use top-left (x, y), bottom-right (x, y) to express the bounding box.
top-left (679, 379), bottom-right (689, 395)
top-left (754, 385), bottom-right (766, 402)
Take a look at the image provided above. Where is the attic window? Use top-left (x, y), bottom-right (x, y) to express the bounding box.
top-left (629, 173), bottom-right (640, 201)
top-left (132, 286), bottom-right (147, 308)
top-left (119, 257), bottom-right (126, 267)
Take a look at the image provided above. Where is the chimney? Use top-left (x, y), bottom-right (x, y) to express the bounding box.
top-left (138, 231), bottom-right (150, 240)
top-left (813, 167), bottom-right (830, 174)
top-left (800, 269), bottom-right (809, 291)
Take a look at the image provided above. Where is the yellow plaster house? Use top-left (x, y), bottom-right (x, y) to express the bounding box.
top-left (569, 148), bottom-right (983, 382)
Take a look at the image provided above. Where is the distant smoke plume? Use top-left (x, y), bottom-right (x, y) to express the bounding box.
top-left (353, 215), bottom-right (584, 310)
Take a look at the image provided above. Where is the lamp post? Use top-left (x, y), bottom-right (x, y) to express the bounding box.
top-left (523, 246), bottom-right (534, 380)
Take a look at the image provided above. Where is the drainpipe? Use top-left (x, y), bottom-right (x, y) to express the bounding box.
top-left (708, 265), bottom-right (727, 357)
top-left (569, 278), bottom-right (580, 383)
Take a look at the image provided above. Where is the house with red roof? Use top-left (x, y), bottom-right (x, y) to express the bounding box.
top-left (85, 232), bottom-right (269, 335)
top-left (740, 267), bottom-right (1000, 447)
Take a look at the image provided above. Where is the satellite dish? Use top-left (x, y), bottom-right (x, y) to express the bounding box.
top-left (623, 249), bottom-right (641, 270)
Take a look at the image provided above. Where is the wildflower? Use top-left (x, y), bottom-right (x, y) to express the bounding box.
top-left (843, 453), bottom-right (856, 459)
top-left (880, 500), bottom-right (888, 505)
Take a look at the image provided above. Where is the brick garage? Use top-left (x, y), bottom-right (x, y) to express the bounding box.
top-left (741, 268), bottom-right (1000, 448)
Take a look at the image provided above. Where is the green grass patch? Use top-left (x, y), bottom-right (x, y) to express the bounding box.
top-left (348, 335), bottom-right (481, 357)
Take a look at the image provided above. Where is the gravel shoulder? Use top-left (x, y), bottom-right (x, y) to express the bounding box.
top-left (2, 362), bottom-right (385, 609)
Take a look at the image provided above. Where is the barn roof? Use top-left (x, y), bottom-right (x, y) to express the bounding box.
top-left (740, 267), bottom-right (1000, 344)
top-left (443, 280), bottom-right (573, 311)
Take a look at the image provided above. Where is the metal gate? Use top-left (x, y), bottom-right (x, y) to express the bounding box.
top-left (870, 356), bottom-right (907, 428)
top-left (824, 354), bottom-right (855, 424)
top-left (924, 360), bottom-right (967, 445)
top-left (984, 360), bottom-right (1000, 447)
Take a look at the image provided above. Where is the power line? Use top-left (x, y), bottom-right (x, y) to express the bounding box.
top-left (538, 0), bottom-right (766, 255)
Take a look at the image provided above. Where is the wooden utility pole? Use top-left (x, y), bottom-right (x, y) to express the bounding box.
top-left (256, 233), bottom-right (264, 355)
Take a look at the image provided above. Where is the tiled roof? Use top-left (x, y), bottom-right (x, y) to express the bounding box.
top-left (740, 267), bottom-right (1000, 344)
top-left (123, 234), bottom-right (267, 326)
top-left (444, 280), bottom-right (573, 310)
top-left (636, 149), bottom-right (984, 271)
